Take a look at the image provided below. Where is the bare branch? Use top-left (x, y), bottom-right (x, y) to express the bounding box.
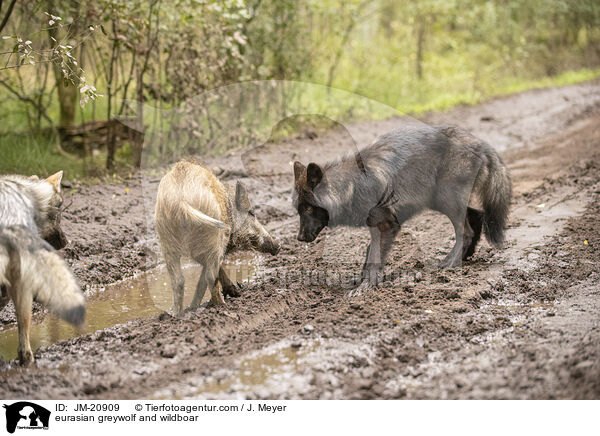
top-left (0, 0), bottom-right (17, 34)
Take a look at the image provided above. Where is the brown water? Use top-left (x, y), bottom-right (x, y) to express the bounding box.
top-left (0, 253), bottom-right (261, 362)
top-left (188, 342), bottom-right (311, 397)
top-left (151, 340), bottom-right (318, 399)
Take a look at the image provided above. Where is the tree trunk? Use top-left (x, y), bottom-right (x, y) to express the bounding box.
top-left (55, 79), bottom-right (78, 127)
top-left (415, 20), bottom-right (425, 80)
top-left (105, 19), bottom-right (119, 170)
top-left (131, 66), bottom-right (144, 169)
top-left (46, 1), bottom-right (80, 128)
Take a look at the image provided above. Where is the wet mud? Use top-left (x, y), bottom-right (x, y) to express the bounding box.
top-left (1, 80), bottom-right (599, 399)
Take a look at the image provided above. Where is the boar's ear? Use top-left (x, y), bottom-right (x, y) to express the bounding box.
top-left (235, 181), bottom-right (251, 212)
top-left (293, 161), bottom-right (306, 181)
top-left (46, 170), bottom-right (63, 192)
top-left (306, 163), bottom-right (323, 190)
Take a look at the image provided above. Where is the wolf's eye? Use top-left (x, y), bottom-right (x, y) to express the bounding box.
top-left (248, 210), bottom-right (255, 217)
top-left (305, 206), bottom-right (313, 214)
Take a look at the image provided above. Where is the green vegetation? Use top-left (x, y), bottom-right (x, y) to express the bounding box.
top-left (0, 133), bottom-right (85, 178)
top-left (0, 0), bottom-right (599, 179)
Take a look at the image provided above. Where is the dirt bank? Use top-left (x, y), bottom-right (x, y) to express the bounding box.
top-left (0, 80), bottom-right (599, 399)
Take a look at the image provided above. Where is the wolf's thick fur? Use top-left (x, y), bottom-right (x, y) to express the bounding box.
top-left (0, 172), bottom-right (85, 364)
top-left (155, 159), bottom-right (279, 314)
top-left (0, 172), bottom-right (68, 249)
top-left (293, 125), bottom-right (512, 295)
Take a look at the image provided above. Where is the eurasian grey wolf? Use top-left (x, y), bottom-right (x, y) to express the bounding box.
top-left (293, 125), bottom-right (512, 296)
top-left (155, 158), bottom-right (280, 314)
top-left (0, 172), bottom-right (85, 364)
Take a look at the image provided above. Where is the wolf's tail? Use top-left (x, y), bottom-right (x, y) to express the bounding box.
top-left (475, 147), bottom-right (512, 247)
top-left (181, 201), bottom-right (230, 230)
top-left (0, 226), bottom-right (85, 325)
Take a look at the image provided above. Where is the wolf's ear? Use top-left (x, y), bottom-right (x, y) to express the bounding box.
top-left (46, 171), bottom-right (63, 192)
top-left (306, 163), bottom-right (323, 190)
top-left (293, 161), bottom-right (305, 181)
top-left (235, 181), bottom-right (251, 212)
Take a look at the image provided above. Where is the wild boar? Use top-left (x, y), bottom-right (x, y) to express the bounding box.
top-left (155, 158), bottom-right (279, 314)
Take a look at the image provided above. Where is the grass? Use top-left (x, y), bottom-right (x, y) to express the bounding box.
top-left (397, 68), bottom-right (600, 115)
top-left (0, 133), bottom-right (82, 178)
top-left (1, 66), bottom-right (599, 180)
top-left (0, 132), bottom-right (110, 180)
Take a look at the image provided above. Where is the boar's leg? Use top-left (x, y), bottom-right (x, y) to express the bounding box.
top-left (219, 267), bottom-right (242, 298)
top-left (191, 257), bottom-right (222, 309)
top-left (165, 254), bottom-right (185, 315)
top-left (209, 278), bottom-right (225, 306)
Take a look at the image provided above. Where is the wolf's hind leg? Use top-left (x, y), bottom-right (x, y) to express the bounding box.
top-left (165, 255), bottom-right (185, 315)
top-left (434, 184), bottom-right (472, 268)
top-left (462, 207), bottom-right (484, 260)
top-left (440, 210), bottom-right (467, 268)
top-left (0, 284), bottom-right (9, 310)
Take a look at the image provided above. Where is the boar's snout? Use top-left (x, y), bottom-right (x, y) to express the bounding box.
top-left (45, 228), bottom-right (68, 250)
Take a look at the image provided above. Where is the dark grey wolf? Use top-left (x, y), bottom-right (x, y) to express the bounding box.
top-left (293, 124), bottom-right (512, 296)
top-left (0, 172), bottom-right (85, 364)
top-left (155, 159), bottom-right (279, 314)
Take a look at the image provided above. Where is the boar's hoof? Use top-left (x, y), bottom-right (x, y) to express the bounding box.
top-left (223, 282), bottom-right (243, 298)
top-left (208, 289), bottom-right (226, 307)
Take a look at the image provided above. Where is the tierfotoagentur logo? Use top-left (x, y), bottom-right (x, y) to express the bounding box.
top-left (2, 402), bottom-right (50, 433)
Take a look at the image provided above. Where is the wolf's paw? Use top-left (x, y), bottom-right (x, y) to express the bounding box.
top-left (346, 281), bottom-right (372, 297)
top-left (18, 349), bottom-right (34, 366)
top-left (439, 256), bottom-right (462, 269)
top-left (348, 274), bottom-right (364, 286)
top-left (168, 305), bottom-right (185, 317)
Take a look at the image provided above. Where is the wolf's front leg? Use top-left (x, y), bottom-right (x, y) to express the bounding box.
top-left (349, 244), bottom-right (370, 286)
top-left (348, 224), bottom-right (399, 297)
top-left (15, 290), bottom-right (34, 365)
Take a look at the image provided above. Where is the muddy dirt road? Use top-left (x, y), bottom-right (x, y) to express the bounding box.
top-left (1, 80), bottom-right (599, 399)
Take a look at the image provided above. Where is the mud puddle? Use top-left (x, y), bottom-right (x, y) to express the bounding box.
top-left (152, 337), bottom-right (377, 399)
top-left (0, 253), bottom-right (262, 361)
top-left (185, 341), bottom-right (316, 399)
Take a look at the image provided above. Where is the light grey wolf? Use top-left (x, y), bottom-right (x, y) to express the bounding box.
top-left (0, 172), bottom-right (85, 365)
top-left (292, 125), bottom-right (511, 296)
top-left (155, 159), bottom-right (280, 314)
